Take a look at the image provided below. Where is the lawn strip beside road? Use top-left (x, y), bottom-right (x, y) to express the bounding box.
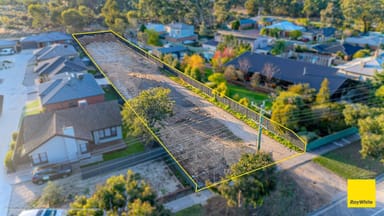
top-left (313, 142), bottom-right (384, 179)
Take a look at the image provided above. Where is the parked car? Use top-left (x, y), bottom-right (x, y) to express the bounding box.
top-left (0, 48), bottom-right (15, 55)
top-left (32, 164), bottom-right (72, 184)
top-left (19, 208), bottom-right (65, 216)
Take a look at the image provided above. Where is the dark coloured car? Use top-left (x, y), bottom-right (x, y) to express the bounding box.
top-left (32, 164), bottom-right (72, 185)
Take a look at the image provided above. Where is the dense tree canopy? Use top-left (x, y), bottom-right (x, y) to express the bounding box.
top-left (121, 87), bottom-right (174, 144)
top-left (68, 170), bottom-right (170, 216)
top-left (218, 152), bottom-right (276, 208)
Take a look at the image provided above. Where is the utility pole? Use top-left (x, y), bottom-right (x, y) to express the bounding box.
top-left (251, 100), bottom-right (266, 152)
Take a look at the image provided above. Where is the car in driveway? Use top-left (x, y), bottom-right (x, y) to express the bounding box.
top-left (32, 164), bottom-right (72, 184)
top-left (19, 208), bottom-right (65, 216)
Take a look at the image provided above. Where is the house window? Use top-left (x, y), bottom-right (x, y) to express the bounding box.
top-left (79, 142), bottom-right (87, 153)
top-left (31, 152), bottom-right (48, 165)
top-left (98, 127), bottom-right (117, 140)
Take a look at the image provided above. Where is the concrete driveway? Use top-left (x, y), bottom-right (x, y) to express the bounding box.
top-left (0, 50), bottom-right (33, 216)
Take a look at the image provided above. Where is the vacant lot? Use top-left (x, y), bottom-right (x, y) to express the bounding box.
top-left (77, 33), bottom-right (296, 186)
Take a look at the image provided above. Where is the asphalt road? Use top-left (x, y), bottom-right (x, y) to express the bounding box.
top-left (310, 175), bottom-right (384, 216)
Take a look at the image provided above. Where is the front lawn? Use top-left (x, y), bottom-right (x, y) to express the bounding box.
top-left (24, 99), bottom-right (42, 116)
top-left (227, 84), bottom-right (272, 108)
top-left (313, 142), bottom-right (384, 179)
top-left (103, 85), bottom-right (121, 101)
top-left (103, 138), bottom-right (145, 161)
top-left (172, 204), bottom-right (203, 216)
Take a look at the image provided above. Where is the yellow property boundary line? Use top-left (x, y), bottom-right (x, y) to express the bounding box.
top-left (72, 30), bottom-right (306, 192)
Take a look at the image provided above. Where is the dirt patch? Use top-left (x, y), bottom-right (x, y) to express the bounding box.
top-left (8, 160), bottom-right (181, 216)
top-left (77, 33), bottom-right (296, 186)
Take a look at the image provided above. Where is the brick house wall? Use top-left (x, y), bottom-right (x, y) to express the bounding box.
top-left (43, 94), bottom-right (105, 112)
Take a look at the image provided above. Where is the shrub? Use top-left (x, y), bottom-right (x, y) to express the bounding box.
top-left (12, 132), bottom-right (18, 142)
top-left (4, 150), bottom-right (15, 172)
top-left (40, 181), bottom-right (64, 207)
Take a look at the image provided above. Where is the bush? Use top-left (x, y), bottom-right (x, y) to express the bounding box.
top-left (4, 150), bottom-right (15, 173)
top-left (40, 181), bottom-right (64, 207)
top-left (10, 141), bottom-right (15, 150)
top-left (12, 132), bottom-right (18, 142)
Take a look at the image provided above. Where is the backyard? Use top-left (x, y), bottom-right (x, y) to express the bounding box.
top-left (227, 84), bottom-right (272, 109)
top-left (313, 141), bottom-right (384, 179)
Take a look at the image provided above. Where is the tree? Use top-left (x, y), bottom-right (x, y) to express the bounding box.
top-left (69, 170), bottom-right (170, 216)
top-left (40, 181), bottom-right (64, 207)
top-left (78, 5), bottom-right (95, 25)
top-left (238, 97), bottom-right (249, 107)
top-left (190, 67), bottom-right (202, 81)
top-left (262, 63), bottom-right (279, 85)
top-left (213, 0), bottom-right (230, 25)
top-left (224, 65), bottom-right (237, 81)
top-left (376, 86), bottom-right (384, 100)
top-left (208, 73), bottom-right (226, 86)
top-left (213, 82), bottom-right (229, 97)
top-left (250, 72), bottom-right (260, 88)
top-left (28, 4), bottom-right (49, 28)
top-left (61, 8), bottom-right (84, 32)
top-left (183, 54), bottom-right (205, 71)
top-left (320, 0), bottom-right (344, 28)
top-left (353, 49), bottom-right (371, 59)
top-left (121, 87), bottom-right (174, 144)
top-left (145, 29), bottom-right (161, 46)
top-left (289, 30), bottom-right (302, 40)
top-left (315, 78), bottom-right (330, 104)
top-left (218, 152), bottom-right (276, 208)
top-left (358, 114), bottom-right (384, 162)
top-left (199, 21), bottom-right (210, 36)
top-left (271, 40), bottom-right (286, 55)
top-left (127, 199), bottom-right (155, 216)
top-left (271, 91), bottom-right (304, 131)
top-left (341, 0), bottom-right (384, 33)
top-left (101, 0), bottom-right (128, 33)
top-left (244, 0), bottom-right (259, 15)
top-left (231, 20), bottom-right (240, 30)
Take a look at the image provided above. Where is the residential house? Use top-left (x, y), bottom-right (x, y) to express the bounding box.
top-left (20, 32), bottom-right (72, 49)
top-left (0, 40), bottom-right (19, 53)
top-left (337, 51), bottom-right (384, 81)
top-left (312, 43), bottom-right (363, 60)
top-left (15, 100), bottom-right (124, 166)
top-left (202, 40), bottom-right (219, 52)
top-left (302, 27), bottom-right (336, 42)
top-left (34, 56), bottom-right (88, 82)
top-left (34, 44), bottom-right (78, 62)
top-left (146, 23), bottom-right (166, 35)
top-left (266, 21), bottom-right (305, 37)
top-left (38, 73), bottom-right (105, 112)
top-left (226, 52), bottom-right (357, 99)
top-left (345, 32), bottom-right (384, 49)
top-left (152, 45), bottom-right (188, 60)
top-left (229, 19), bottom-right (257, 30)
top-left (215, 29), bottom-right (260, 48)
top-left (165, 23), bottom-right (198, 43)
top-left (253, 36), bottom-right (273, 54)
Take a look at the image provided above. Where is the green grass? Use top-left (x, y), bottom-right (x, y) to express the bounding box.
top-left (24, 99), bottom-right (42, 116)
top-left (313, 142), bottom-right (384, 179)
top-left (102, 139), bottom-right (145, 161)
top-left (172, 204), bottom-right (203, 216)
top-left (103, 86), bottom-right (120, 101)
top-left (227, 84), bottom-right (272, 109)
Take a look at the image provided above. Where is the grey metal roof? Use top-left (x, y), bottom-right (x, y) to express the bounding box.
top-left (35, 44), bottom-right (78, 61)
top-left (226, 52), bottom-right (348, 95)
top-left (35, 56), bottom-right (87, 78)
top-left (38, 73), bottom-right (104, 105)
top-left (20, 32), bottom-right (72, 43)
top-left (19, 100), bottom-right (121, 155)
top-left (0, 40), bottom-right (17, 48)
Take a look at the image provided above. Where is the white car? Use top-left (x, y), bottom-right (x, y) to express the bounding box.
top-left (18, 209), bottom-right (65, 216)
top-left (0, 48), bottom-right (15, 55)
